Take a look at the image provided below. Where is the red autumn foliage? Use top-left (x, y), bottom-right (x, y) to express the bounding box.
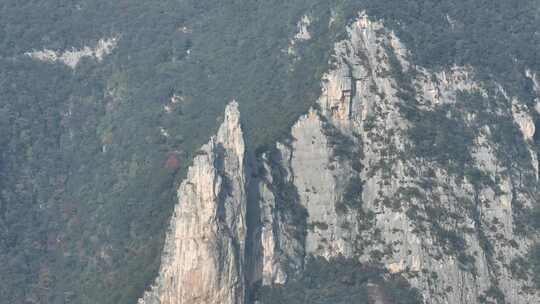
top-left (165, 154), bottom-right (180, 170)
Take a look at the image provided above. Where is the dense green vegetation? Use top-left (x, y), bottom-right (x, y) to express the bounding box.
top-left (1, 0), bottom-right (539, 303)
top-left (255, 256), bottom-right (422, 304)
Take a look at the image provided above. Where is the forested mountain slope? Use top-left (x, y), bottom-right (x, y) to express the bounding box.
top-left (0, 1), bottom-right (539, 303)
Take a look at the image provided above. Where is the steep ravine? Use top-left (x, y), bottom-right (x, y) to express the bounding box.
top-left (139, 13), bottom-right (540, 304)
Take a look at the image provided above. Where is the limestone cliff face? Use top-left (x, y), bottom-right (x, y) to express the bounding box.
top-left (140, 12), bottom-right (539, 304)
top-left (138, 101), bottom-right (246, 304)
top-left (255, 12), bottom-right (540, 304)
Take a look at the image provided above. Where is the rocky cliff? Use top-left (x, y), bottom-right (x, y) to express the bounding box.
top-left (141, 12), bottom-right (539, 304)
top-left (254, 12), bottom-right (540, 304)
top-left (138, 101), bottom-right (247, 304)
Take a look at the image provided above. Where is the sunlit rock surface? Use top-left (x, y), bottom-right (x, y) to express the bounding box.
top-left (140, 13), bottom-right (539, 304)
top-left (138, 101), bottom-right (246, 304)
top-left (25, 37), bottom-right (117, 68)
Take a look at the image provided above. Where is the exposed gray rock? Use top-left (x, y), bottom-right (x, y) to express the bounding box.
top-left (256, 12), bottom-right (540, 304)
top-left (138, 101), bottom-right (246, 304)
top-left (24, 37), bottom-right (117, 68)
top-left (251, 145), bottom-right (305, 285)
top-left (140, 12), bottom-right (539, 304)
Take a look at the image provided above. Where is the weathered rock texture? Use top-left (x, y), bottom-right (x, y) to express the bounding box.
top-left (141, 12), bottom-right (540, 304)
top-left (254, 12), bottom-right (540, 304)
top-left (138, 101), bottom-right (247, 304)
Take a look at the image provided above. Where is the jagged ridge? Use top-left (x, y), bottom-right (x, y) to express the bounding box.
top-left (139, 13), bottom-right (540, 304)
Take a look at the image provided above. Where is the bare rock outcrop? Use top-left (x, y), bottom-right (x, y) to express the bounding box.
top-left (256, 12), bottom-right (540, 304)
top-left (138, 101), bottom-right (246, 304)
top-left (25, 37), bottom-right (117, 68)
top-left (139, 12), bottom-right (540, 304)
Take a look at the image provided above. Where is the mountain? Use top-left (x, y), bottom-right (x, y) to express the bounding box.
top-left (1, 1), bottom-right (539, 304)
